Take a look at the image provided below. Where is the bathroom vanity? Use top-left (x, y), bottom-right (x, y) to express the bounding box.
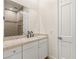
top-left (4, 0), bottom-right (48, 59)
top-left (4, 35), bottom-right (48, 59)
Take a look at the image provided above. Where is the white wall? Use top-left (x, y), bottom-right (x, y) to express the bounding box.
top-left (28, 9), bottom-right (40, 33)
top-left (39, 0), bottom-right (58, 59)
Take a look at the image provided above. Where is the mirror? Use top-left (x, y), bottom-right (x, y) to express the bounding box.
top-left (4, 0), bottom-right (24, 37)
top-left (4, 0), bottom-right (40, 38)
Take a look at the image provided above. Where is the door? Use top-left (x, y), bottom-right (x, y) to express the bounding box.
top-left (58, 0), bottom-right (76, 59)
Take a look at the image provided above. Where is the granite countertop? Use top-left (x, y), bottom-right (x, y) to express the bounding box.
top-left (4, 35), bottom-right (48, 50)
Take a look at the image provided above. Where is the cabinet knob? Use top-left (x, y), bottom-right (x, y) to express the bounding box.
top-left (58, 37), bottom-right (62, 40)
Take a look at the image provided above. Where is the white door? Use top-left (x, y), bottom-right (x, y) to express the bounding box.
top-left (58, 0), bottom-right (76, 59)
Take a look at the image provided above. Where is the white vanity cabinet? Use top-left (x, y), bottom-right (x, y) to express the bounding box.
top-left (4, 46), bottom-right (22, 59)
top-left (23, 41), bottom-right (38, 59)
top-left (23, 38), bottom-right (48, 59)
top-left (4, 37), bottom-right (48, 59)
top-left (38, 39), bottom-right (48, 59)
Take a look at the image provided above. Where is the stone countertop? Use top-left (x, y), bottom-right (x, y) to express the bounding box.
top-left (4, 35), bottom-right (48, 50)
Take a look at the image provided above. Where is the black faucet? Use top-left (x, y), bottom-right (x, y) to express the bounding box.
top-left (27, 31), bottom-right (34, 38)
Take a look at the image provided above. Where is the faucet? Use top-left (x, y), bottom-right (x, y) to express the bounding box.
top-left (27, 31), bottom-right (34, 38)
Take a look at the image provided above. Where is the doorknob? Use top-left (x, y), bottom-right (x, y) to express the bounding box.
top-left (58, 37), bottom-right (62, 40)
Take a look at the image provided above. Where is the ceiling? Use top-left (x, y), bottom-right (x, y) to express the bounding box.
top-left (4, 0), bottom-right (23, 12)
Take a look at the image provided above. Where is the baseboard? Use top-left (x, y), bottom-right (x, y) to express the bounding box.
top-left (48, 56), bottom-right (56, 59)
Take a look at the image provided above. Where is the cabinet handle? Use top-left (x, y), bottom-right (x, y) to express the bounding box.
top-left (58, 37), bottom-right (62, 40)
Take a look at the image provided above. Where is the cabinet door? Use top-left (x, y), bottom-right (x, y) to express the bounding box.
top-left (4, 52), bottom-right (22, 59)
top-left (23, 42), bottom-right (38, 59)
top-left (39, 39), bottom-right (48, 59)
top-left (4, 46), bottom-right (22, 59)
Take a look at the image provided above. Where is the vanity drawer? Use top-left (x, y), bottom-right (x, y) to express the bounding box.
top-left (4, 46), bottom-right (22, 58)
top-left (23, 41), bottom-right (38, 50)
top-left (39, 39), bottom-right (47, 44)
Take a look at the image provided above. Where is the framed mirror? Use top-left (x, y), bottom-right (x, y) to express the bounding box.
top-left (4, 0), bottom-right (27, 37)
